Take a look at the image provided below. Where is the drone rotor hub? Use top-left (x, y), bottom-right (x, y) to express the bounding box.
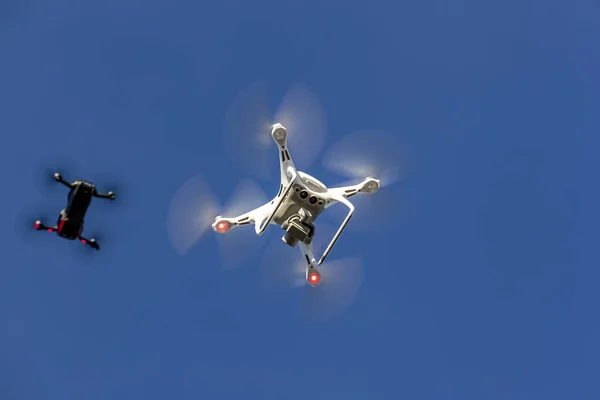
top-left (271, 123), bottom-right (287, 142)
top-left (363, 179), bottom-right (380, 193)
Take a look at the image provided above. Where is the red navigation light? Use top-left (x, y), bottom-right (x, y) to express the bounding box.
top-left (308, 271), bottom-right (321, 286)
top-left (34, 221), bottom-right (40, 230)
top-left (215, 220), bottom-right (230, 233)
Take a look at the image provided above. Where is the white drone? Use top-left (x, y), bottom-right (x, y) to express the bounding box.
top-left (211, 123), bottom-right (380, 287)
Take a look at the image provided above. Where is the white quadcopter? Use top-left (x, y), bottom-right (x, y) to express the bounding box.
top-left (211, 123), bottom-right (380, 287)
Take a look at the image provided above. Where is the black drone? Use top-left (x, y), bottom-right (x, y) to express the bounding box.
top-left (33, 172), bottom-right (116, 250)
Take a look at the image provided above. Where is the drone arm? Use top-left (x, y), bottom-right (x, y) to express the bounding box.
top-left (93, 188), bottom-right (115, 200)
top-left (213, 202), bottom-right (274, 235)
top-left (315, 193), bottom-right (355, 266)
top-left (79, 236), bottom-right (99, 250)
top-left (256, 168), bottom-right (298, 235)
top-left (271, 124), bottom-right (297, 186)
top-left (300, 242), bottom-right (317, 267)
top-left (324, 178), bottom-right (380, 209)
top-left (299, 242), bottom-right (322, 286)
top-left (54, 173), bottom-right (73, 188)
top-left (34, 221), bottom-right (56, 232)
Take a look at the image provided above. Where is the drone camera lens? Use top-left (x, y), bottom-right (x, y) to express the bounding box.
top-left (300, 191), bottom-right (308, 199)
top-left (309, 196), bottom-right (317, 204)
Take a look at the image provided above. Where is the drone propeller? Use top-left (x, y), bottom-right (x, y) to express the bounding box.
top-left (166, 174), bottom-right (270, 269)
top-left (323, 130), bottom-right (408, 187)
top-left (166, 175), bottom-right (218, 255)
top-left (259, 222), bottom-right (365, 323)
top-left (223, 81), bottom-right (327, 180)
top-left (298, 256), bottom-right (364, 323)
top-left (322, 130), bottom-right (410, 232)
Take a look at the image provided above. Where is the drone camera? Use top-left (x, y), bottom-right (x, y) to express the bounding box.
top-left (299, 190), bottom-right (308, 199)
top-left (282, 231), bottom-right (300, 247)
top-left (281, 214), bottom-right (315, 247)
top-left (309, 195), bottom-right (318, 204)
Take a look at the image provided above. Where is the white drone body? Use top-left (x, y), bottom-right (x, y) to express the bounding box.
top-left (212, 124), bottom-right (380, 287)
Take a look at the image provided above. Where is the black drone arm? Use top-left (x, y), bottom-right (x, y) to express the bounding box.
top-left (79, 236), bottom-right (100, 250)
top-left (34, 221), bottom-right (56, 232)
top-left (54, 173), bottom-right (73, 188)
top-left (93, 188), bottom-right (115, 200)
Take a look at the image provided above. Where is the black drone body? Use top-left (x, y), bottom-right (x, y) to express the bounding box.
top-left (34, 173), bottom-right (115, 250)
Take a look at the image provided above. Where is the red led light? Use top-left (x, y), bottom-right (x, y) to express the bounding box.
top-left (47, 228), bottom-right (53, 232)
top-left (308, 272), bottom-right (321, 286)
top-left (81, 239), bottom-right (86, 243)
top-left (34, 222), bottom-right (40, 230)
top-left (215, 220), bottom-right (230, 233)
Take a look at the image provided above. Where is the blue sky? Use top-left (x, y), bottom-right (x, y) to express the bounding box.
top-left (2, 0), bottom-right (599, 399)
